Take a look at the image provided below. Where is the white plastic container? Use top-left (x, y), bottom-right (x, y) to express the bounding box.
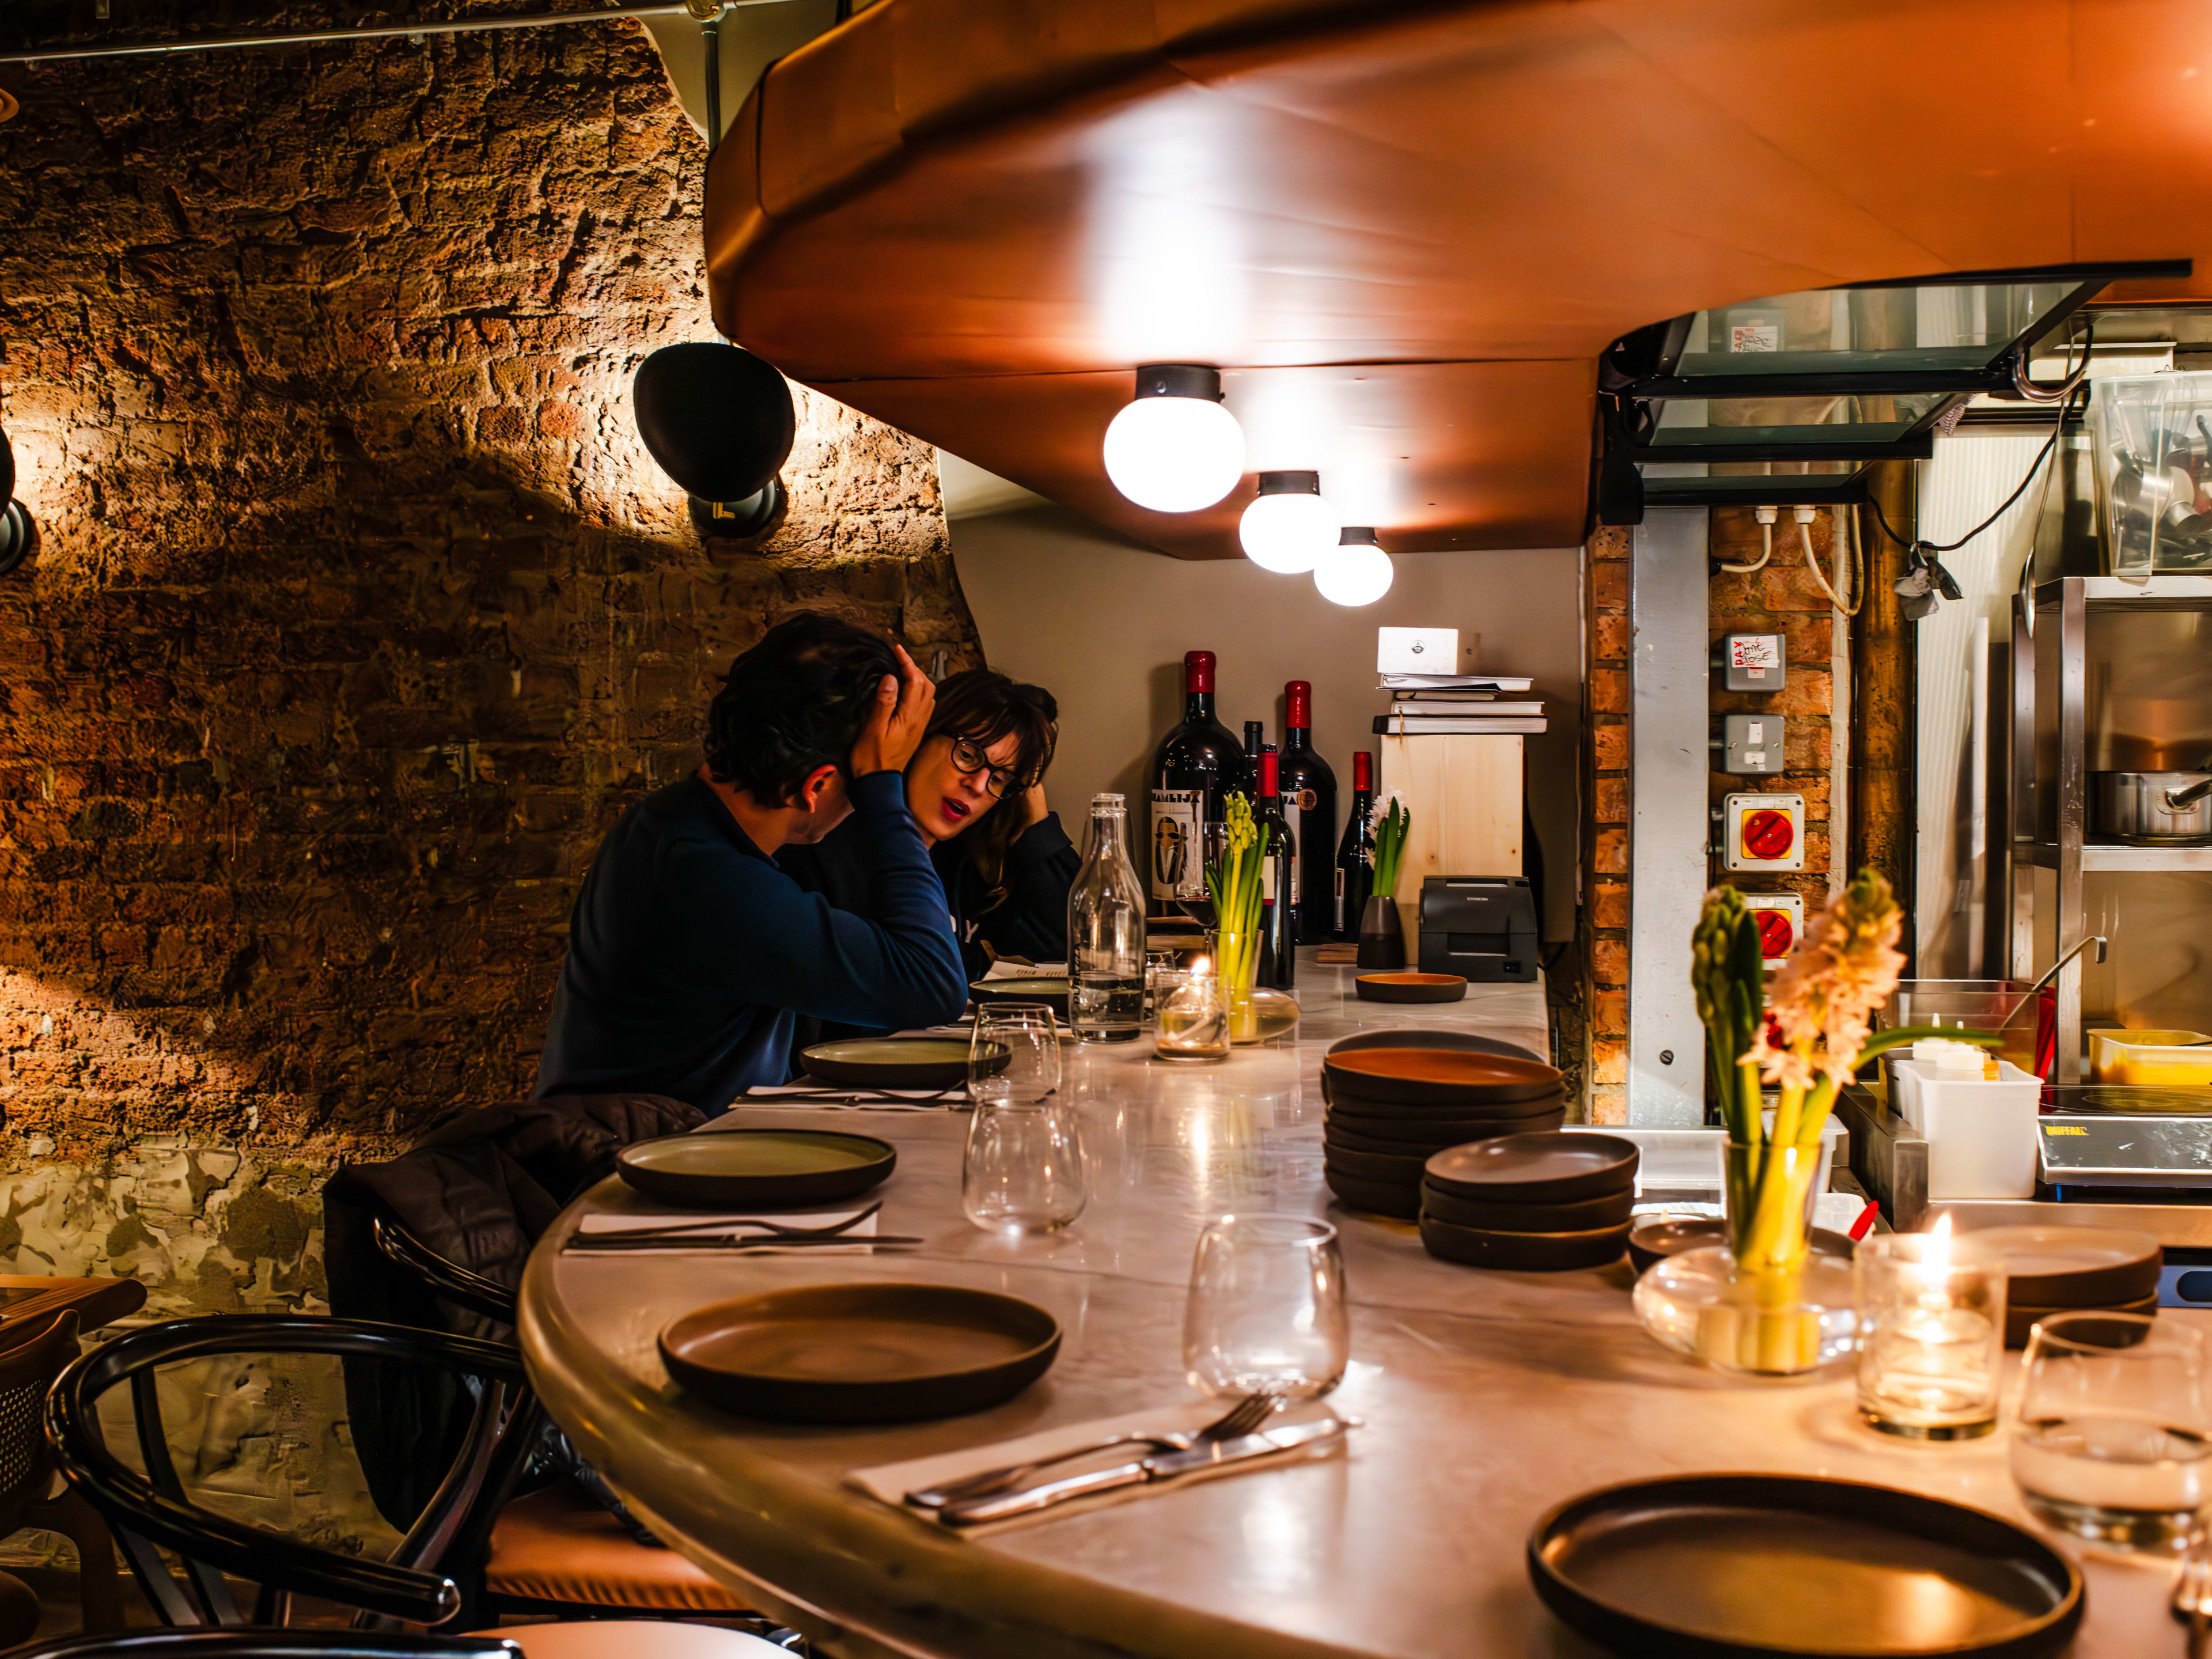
top-left (1563, 1119), bottom-right (1844, 1202)
top-left (1902, 1058), bottom-right (2042, 1199)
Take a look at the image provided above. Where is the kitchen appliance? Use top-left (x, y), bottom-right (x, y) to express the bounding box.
top-left (1416, 877), bottom-right (1537, 982)
top-left (2090, 767), bottom-right (2212, 843)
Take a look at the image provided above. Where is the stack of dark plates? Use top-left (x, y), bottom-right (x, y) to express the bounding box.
top-left (1323, 1049), bottom-right (1567, 1219)
top-left (1965, 1224), bottom-right (2164, 1348)
top-left (1419, 1133), bottom-right (1640, 1270)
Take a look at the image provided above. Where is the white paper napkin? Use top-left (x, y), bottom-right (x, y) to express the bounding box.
top-left (980, 959), bottom-right (1067, 980)
top-left (571, 1203), bottom-right (881, 1253)
top-left (849, 1398), bottom-right (1348, 1535)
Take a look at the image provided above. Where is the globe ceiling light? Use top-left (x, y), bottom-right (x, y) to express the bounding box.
top-left (1238, 470), bottom-right (1339, 574)
top-left (1314, 526), bottom-right (1394, 607)
top-left (1101, 364), bottom-right (1244, 513)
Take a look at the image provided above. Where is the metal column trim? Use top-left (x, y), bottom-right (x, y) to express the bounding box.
top-left (1627, 508), bottom-right (1709, 1127)
top-left (2056, 577), bottom-right (2086, 1082)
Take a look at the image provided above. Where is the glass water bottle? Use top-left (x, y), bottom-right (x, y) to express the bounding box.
top-left (1068, 793), bottom-right (1147, 1042)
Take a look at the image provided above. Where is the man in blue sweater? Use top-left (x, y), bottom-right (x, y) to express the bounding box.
top-left (535, 612), bottom-right (970, 1114)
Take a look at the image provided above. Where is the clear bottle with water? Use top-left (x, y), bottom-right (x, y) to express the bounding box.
top-left (1067, 793), bottom-right (1147, 1042)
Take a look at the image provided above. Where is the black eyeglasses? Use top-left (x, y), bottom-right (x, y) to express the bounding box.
top-left (949, 736), bottom-right (1018, 798)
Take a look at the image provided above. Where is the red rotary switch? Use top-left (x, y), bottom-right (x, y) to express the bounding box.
top-left (1742, 809), bottom-right (1796, 862)
top-left (1754, 909), bottom-right (1795, 959)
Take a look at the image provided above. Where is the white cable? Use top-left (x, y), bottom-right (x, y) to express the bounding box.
top-left (1798, 512), bottom-right (1863, 618)
top-left (1721, 506), bottom-right (1778, 574)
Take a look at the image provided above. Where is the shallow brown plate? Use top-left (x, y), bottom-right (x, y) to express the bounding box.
top-left (1324, 1048), bottom-right (1564, 1106)
top-left (969, 977), bottom-right (1070, 1019)
top-left (1528, 1474), bottom-right (2083, 1659)
top-left (1324, 1145), bottom-right (1430, 1184)
top-left (1625, 1215), bottom-right (1854, 1277)
top-left (1328, 1101), bottom-right (1566, 1143)
top-left (1326, 1028), bottom-right (1543, 1065)
top-left (1965, 1224), bottom-right (2163, 1309)
top-left (2006, 1293), bottom-right (2159, 1351)
top-left (1355, 972), bottom-right (1468, 1005)
top-left (1324, 1168), bottom-right (1421, 1220)
top-left (1423, 1183), bottom-right (1635, 1233)
top-left (1419, 1214), bottom-right (1629, 1271)
top-left (802, 1037), bottom-right (1003, 1089)
top-left (618, 1129), bottom-right (896, 1209)
top-left (1426, 1133), bottom-right (1639, 1204)
top-left (1328, 1118), bottom-right (1558, 1157)
top-left (1327, 1083), bottom-right (1567, 1122)
top-left (660, 1283), bottom-right (1061, 1423)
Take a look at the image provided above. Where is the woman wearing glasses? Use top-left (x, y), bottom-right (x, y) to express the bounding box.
top-left (782, 669), bottom-right (1075, 980)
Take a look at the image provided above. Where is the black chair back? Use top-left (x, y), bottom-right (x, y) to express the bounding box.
top-left (372, 1218), bottom-right (518, 1326)
top-left (21, 1633), bottom-right (516, 1659)
top-left (46, 1316), bottom-right (541, 1629)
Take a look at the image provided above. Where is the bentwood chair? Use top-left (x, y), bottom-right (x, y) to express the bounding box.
top-left (21, 1633), bottom-right (518, 1659)
top-left (0, 1308), bottom-right (124, 1634)
top-left (45, 1315), bottom-right (789, 1659)
top-left (370, 1219), bottom-right (774, 1627)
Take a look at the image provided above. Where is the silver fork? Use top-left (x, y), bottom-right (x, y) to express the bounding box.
top-left (906, 1388), bottom-right (1287, 1510)
top-left (577, 1202), bottom-right (884, 1244)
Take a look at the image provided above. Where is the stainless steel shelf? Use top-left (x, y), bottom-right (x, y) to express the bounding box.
top-left (2033, 574), bottom-right (2212, 610)
top-left (2017, 840), bottom-right (2212, 872)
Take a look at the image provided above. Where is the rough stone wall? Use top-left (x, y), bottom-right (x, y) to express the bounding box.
top-left (0, 5), bottom-right (977, 1555)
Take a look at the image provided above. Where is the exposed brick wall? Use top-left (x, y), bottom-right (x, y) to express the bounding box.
top-left (0, 5), bottom-right (978, 1555)
top-left (1582, 525), bottom-right (1630, 1126)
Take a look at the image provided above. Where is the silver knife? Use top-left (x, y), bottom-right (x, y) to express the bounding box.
top-left (934, 1416), bottom-right (1346, 1527)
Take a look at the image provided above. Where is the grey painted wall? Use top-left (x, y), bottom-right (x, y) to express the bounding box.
top-left (950, 506), bottom-right (1584, 942)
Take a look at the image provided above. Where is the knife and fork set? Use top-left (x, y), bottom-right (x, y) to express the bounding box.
top-left (564, 1201), bottom-right (924, 1254)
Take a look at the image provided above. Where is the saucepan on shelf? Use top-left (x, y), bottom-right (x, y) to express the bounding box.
top-left (2092, 766), bottom-right (2212, 844)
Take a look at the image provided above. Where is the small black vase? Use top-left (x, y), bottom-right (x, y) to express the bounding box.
top-left (1355, 893), bottom-right (1406, 969)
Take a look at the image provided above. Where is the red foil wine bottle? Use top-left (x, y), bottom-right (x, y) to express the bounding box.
top-left (1279, 680), bottom-right (1338, 945)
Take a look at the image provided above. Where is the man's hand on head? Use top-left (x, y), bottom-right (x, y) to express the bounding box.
top-left (850, 644), bottom-right (935, 777)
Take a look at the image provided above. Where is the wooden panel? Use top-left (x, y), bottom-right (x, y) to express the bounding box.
top-left (1378, 734), bottom-right (1523, 946)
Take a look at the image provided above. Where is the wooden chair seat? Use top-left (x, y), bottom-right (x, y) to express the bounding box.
top-left (486, 1482), bottom-right (747, 1613)
top-left (468, 1622), bottom-right (791, 1659)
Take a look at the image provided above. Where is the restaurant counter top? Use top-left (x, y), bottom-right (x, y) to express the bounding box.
top-left (519, 952), bottom-right (2191, 1659)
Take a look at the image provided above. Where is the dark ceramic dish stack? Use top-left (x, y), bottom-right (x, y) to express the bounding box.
top-left (1964, 1224), bottom-right (2164, 1349)
top-left (1419, 1132), bottom-right (1640, 1270)
top-left (1323, 1047), bottom-right (1567, 1219)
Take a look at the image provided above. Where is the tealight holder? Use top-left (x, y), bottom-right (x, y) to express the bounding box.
top-left (1153, 968), bottom-right (1229, 1063)
top-left (1854, 1225), bottom-right (2007, 1440)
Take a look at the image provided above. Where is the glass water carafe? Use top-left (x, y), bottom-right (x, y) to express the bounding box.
top-left (1068, 793), bottom-right (1147, 1041)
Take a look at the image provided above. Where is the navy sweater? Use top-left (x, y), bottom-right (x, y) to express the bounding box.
top-left (534, 771), bottom-right (968, 1113)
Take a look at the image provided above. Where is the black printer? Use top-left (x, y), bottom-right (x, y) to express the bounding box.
top-left (1417, 876), bottom-right (1539, 982)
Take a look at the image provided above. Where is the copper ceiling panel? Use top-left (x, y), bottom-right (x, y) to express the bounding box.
top-left (705, 0), bottom-right (2212, 558)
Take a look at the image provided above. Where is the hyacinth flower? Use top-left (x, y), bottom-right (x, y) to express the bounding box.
top-left (1205, 793), bottom-right (1270, 1038)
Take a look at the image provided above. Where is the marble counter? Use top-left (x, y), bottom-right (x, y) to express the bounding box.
top-left (519, 955), bottom-right (2189, 1659)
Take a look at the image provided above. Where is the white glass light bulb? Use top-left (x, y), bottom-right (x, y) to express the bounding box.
top-left (1238, 490), bottom-right (1339, 574)
top-left (1102, 396), bottom-right (1245, 513)
top-left (1314, 540), bottom-right (1394, 607)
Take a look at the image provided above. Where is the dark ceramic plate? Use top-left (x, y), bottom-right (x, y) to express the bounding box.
top-left (1327, 1085), bottom-right (1567, 1122)
top-left (1625, 1215), bottom-right (1854, 1277)
top-left (1323, 1048), bottom-right (1564, 1107)
top-left (1422, 1183), bottom-right (1635, 1233)
top-left (1527, 1474), bottom-right (2083, 1659)
top-left (1419, 1214), bottom-right (1629, 1272)
top-left (660, 1283), bottom-right (1060, 1424)
top-left (1324, 1168), bottom-right (1421, 1220)
top-left (1325, 1028), bottom-right (1543, 1065)
top-left (1426, 1133), bottom-right (1639, 1205)
top-left (801, 1037), bottom-right (1005, 1089)
top-left (618, 1129), bottom-right (896, 1209)
top-left (969, 977), bottom-right (1071, 1020)
top-left (1966, 1224), bottom-right (2164, 1309)
top-left (1325, 1145), bottom-right (1431, 1184)
top-left (2006, 1293), bottom-right (2160, 1351)
top-left (1354, 972), bottom-right (1469, 1005)
top-left (1328, 1101), bottom-right (1566, 1143)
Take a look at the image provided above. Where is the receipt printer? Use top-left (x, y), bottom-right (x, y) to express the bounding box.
top-left (1418, 877), bottom-right (1539, 982)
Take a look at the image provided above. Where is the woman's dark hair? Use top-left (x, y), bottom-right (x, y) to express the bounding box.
top-left (926, 669), bottom-right (1059, 907)
top-left (704, 612), bottom-right (900, 805)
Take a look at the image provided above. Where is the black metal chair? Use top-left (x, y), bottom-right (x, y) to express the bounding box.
top-left (20, 1633), bottom-right (517, 1659)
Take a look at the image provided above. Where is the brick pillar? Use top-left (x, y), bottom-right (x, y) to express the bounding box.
top-left (1584, 525), bottom-right (1632, 1125)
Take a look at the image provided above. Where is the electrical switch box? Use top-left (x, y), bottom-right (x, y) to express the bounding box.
top-left (1721, 714), bottom-right (1786, 775)
top-left (1721, 792), bottom-right (1805, 872)
top-left (1721, 632), bottom-right (1786, 692)
top-left (1740, 892), bottom-right (1805, 969)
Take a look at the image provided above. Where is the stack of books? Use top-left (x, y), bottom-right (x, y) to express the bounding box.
top-left (1372, 673), bottom-right (1546, 736)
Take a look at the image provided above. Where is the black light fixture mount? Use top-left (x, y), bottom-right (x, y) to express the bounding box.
top-left (0, 429), bottom-right (33, 578)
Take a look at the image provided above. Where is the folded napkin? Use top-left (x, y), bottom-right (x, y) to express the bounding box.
top-left (980, 959), bottom-right (1068, 981)
top-left (849, 1398), bottom-right (1349, 1535)
top-left (570, 1203), bottom-right (881, 1254)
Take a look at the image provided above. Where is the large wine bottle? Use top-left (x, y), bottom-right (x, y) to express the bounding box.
top-left (1148, 650), bottom-right (1245, 918)
top-left (1255, 747), bottom-right (1296, 988)
top-left (1279, 681), bottom-right (1338, 945)
top-left (1334, 749), bottom-right (1376, 941)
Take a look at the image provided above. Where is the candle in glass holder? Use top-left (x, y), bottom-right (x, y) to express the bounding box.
top-left (1153, 963), bottom-right (1229, 1062)
top-left (1854, 1217), bottom-right (2007, 1439)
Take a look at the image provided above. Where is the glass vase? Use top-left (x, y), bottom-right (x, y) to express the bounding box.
top-left (1218, 925), bottom-right (1261, 1042)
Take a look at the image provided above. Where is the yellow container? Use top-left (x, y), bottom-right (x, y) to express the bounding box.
top-left (2090, 1029), bottom-right (2212, 1087)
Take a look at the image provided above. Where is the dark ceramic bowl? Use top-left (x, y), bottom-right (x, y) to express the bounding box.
top-left (1419, 1214), bottom-right (1630, 1272)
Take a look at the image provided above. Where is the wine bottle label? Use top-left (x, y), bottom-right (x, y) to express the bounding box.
top-left (1261, 857), bottom-right (1277, 903)
top-left (1149, 790), bottom-right (1205, 900)
top-left (1293, 787), bottom-right (1318, 812)
top-left (1334, 869), bottom-right (1346, 930)
top-left (1287, 850), bottom-right (1300, 906)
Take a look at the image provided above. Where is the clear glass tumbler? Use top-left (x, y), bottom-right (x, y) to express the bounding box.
top-left (1183, 1214), bottom-right (1349, 1399)
top-left (1854, 1229), bottom-right (2006, 1440)
top-left (969, 1005), bottom-right (1060, 1106)
top-left (1153, 967), bottom-right (1229, 1062)
top-left (962, 1099), bottom-right (1086, 1234)
top-left (2010, 1312), bottom-right (2211, 1551)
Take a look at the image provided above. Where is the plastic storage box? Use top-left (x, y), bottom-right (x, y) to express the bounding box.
top-left (1896, 1058), bottom-right (2042, 1199)
top-left (2089, 371), bottom-right (2212, 576)
top-left (2088, 1029), bottom-right (2212, 1088)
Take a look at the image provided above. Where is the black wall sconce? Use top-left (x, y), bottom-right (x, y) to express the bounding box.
top-left (0, 428), bottom-right (35, 577)
top-left (633, 342), bottom-right (796, 543)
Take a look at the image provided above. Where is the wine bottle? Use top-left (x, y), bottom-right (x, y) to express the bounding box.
top-left (1148, 650), bottom-right (1245, 918)
top-left (1067, 793), bottom-right (1147, 1042)
top-left (1279, 681), bottom-right (1338, 945)
top-left (1243, 720), bottom-right (1265, 776)
top-left (1334, 749), bottom-right (1376, 941)
top-left (1255, 747), bottom-right (1296, 989)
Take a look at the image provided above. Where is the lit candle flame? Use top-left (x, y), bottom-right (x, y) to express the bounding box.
top-left (1191, 954), bottom-right (1212, 976)
top-left (1917, 1213), bottom-right (1953, 1293)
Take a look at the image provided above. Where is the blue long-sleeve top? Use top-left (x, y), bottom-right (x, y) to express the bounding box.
top-left (533, 770), bottom-right (968, 1114)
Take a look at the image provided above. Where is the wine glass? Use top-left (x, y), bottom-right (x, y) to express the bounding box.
top-left (969, 1005), bottom-right (1059, 1106)
top-left (1183, 1214), bottom-right (1349, 1399)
